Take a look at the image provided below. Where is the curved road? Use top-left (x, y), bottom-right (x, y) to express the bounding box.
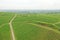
top-left (29, 23), bottom-right (60, 34)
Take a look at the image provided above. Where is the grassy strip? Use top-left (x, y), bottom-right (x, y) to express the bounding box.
top-left (28, 23), bottom-right (60, 34)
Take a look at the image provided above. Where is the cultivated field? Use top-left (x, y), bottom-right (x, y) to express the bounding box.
top-left (0, 12), bottom-right (60, 40)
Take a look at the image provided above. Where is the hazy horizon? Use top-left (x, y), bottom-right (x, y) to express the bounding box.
top-left (0, 0), bottom-right (60, 10)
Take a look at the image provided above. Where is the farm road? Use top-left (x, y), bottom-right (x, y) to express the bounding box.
top-left (9, 14), bottom-right (17, 40)
top-left (28, 23), bottom-right (60, 34)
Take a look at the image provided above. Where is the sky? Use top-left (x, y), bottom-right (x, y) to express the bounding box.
top-left (0, 0), bottom-right (60, 10)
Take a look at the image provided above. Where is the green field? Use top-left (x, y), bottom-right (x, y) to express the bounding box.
top-left (0, 12), bottom-right (60, 40)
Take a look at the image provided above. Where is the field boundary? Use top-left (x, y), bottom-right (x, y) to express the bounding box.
top-left (0, 23), bottom-right (8, 28)
top-left (28, 23), bottom-right (60, 34)
top-left (54, 22), bottom-right (60, 24)
top-left (34, 21), bottom-right (59, 28)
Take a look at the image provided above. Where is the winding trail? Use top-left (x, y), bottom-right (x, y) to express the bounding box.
top-left (28, 23), bottom-right (60, 34)
top-left (9, 14), bottom-right (17, 40)
top-left (54, 22), bottom-right (60, 24)
top-left (0, 23), bottom-right (8, 28)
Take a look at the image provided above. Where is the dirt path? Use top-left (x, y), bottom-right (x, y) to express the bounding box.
top-left (0, 23), bottom-right (8, 28)
top-left (54, 22), bottom-right (60, 24)
top-left (9, 14), bottom-right (17, 40)
top-left (28, 23), bottom-right (60, 34)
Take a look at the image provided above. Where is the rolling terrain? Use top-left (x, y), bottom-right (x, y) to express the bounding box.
top-left (0, 12), bottom-right (60, 40)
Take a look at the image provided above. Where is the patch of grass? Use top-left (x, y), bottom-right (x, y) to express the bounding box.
top-left (13, 14), bottom-right (60, 40)
top-left (13, 22), bottom-right (60, 40)
top-left (0, 12), bottom-right (14, 25)
top-left (0, 24), bottom-right (11, 40)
